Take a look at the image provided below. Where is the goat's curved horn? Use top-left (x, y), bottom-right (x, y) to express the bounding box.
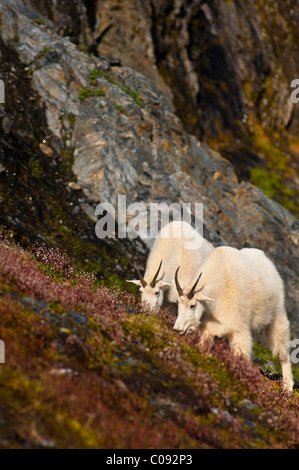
top-left (174, 266), bottom-right (184, 297)
top-left (187, 272), bottom-right (202, 300)
top-left (150, 260), bottom-right (162, 288)
top-left (135, 265), bottom-right (147, 288)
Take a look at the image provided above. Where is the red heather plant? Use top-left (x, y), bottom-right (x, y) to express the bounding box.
top-left (0, 295), bottom-right (56, 372)
top-left (197, 337), bottom-right (299, 446)
top-left (183, 415), bottom-right (229, 448)
top-left (0, 233), bottom-right (298, 448)
top-left (34, 242), bottom-right (74, 279)
top-left (0, 236), bottom-right (132, 323)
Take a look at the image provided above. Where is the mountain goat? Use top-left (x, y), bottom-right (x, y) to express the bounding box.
top-left (127, 220), bottom-right (213, 312)
top-left (173, 246), bottom-right (294, 392)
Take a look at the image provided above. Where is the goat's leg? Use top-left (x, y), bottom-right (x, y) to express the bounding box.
top-left (264, 314), bottom-right (294, 392)
top-left (229, 328), bottom-right (253, 359)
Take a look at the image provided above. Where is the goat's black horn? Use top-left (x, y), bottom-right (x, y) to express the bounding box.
top-left (150, 260), bottom-right (162, 288)
top-left (134, 264), bottom-right (147, 288)
top-left (174, 266), bottom-right (184, 297)
top-left (187, 272), bottom-right (202, 300)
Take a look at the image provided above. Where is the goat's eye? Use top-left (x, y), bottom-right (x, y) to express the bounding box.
top-left (190, 304), bottom-right (196, 309)
top-left (155, 291), bottom-right (159, 296)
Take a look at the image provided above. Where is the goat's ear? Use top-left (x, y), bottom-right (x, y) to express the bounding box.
top-left (157, 280), bottom-right (172, 288)
top-left (126, 279), bottom-right (142, 287)
top-left (195, 292), bottom-right (215, 302)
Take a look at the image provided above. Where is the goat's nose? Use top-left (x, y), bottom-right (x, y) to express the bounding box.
top-left (173, 328), bottom-right (181, 334)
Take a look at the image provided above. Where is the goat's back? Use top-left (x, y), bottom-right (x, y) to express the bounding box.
top-left (197, 246), bottom-right (285, 329)
top-left (145, 221), bottom-right (213, 284)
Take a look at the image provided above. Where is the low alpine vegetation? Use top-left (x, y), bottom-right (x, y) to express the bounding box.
top-left (0, 233), bottom-right (298, 449)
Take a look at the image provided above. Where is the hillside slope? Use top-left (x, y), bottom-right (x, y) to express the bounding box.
top-left (0, 238), bottom-right (298, 449)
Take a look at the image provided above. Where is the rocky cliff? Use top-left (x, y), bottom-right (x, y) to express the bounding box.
top-left (102, 0), bottom-right (299, 213)
top-left (33, 0), bottom-right (299, 213)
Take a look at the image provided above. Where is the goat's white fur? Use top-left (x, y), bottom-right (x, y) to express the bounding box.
top-left (174, 246), bottom-right (294, 392)
top-left (127, 221), bottom-right (213, 312)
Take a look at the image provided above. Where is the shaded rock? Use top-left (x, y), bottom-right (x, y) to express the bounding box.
top-left (239, 399), bottom-right (259, 412)
top-left (68, 182), bottom-right (82, 191)
top-left (20, 296), bottom-right (48, 314)
top-left (67, 310), bottom-right (89, 326)
top-left (2, 116), bottom-right (12, 135)
top-left (100, 57), bottom-right (122, 67)
top-left (39, 142), bottom-right (54, 157)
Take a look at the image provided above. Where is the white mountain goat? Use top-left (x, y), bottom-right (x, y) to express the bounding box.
top-left (127, 220), bottom-right (213, 313)
top-left (173, 246), bottom-right (294, 392)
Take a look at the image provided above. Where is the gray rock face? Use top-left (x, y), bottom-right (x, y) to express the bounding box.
top-left (0, 0), bottom-right (298, 336)
top-left (88, 0), bottom-right (299, 211)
